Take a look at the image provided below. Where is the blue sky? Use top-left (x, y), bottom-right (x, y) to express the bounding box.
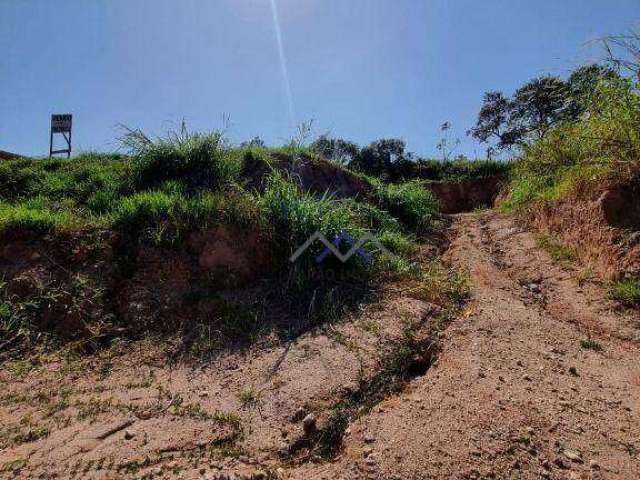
top-left (1, 0), bottom-right (638, 158)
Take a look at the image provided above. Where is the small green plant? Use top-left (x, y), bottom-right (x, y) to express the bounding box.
top-left (580, 338), bottom-right (603, 351)
top-left (5, 359), bottom-right (39, 378)
top-left (536, 235), bottom-right (577, 265)
top-left (238, 387), bottom-right (262, 408)
top-left (610, 278), bottom-right (640, 307)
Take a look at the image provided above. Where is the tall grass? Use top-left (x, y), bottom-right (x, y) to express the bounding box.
top-left (369, 179), bottom-right (440, 232)
top-left (129, 131), bottom-right (243, 192)
top-left (257, 171), bottom-right (364, 261)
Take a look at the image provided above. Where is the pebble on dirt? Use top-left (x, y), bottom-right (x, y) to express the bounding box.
top-left (302, 413), bottom-right (317, 435)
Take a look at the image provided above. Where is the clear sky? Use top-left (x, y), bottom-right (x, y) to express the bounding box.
top-left (1, 0), bottom-right (638, 158)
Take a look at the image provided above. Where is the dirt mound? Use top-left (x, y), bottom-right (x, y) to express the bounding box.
top-left (245, 153), bottom-right (371, 199)
top-left (426, 175), bottom-right (506, 213)
top-left (597, 180), bottom-right (640, 231)
top-left (0, 226), bottom-right (274, 345)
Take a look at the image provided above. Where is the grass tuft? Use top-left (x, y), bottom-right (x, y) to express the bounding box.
top-left (610, 278), bottom-right (640, 307)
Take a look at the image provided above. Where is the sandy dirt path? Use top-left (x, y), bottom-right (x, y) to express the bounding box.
top-left (290, 211), bottom-right (640, 480)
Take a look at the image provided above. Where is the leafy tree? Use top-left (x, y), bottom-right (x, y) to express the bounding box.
top-left (240, 136), bottom-right (266, 148)
top-left (564, 64), bottom-right (618, 119)
top-left (509, 76), bottom-right (567, 141)
top-left (469, 65), bottom-right (619, 155)
top-left (352, 138), bottom-right (407, 176)
top-left (310, 135), bottom-right (360, 166)
top-left (467, 91), bottom-right (512, 155)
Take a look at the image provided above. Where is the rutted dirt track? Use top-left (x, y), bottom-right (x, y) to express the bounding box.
top-left (291, 212), bottom-right (640, 480)
top-left (1, 211), bottom-right (639, 479)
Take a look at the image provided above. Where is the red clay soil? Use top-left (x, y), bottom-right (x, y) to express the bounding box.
top-left (1, 211), bottom-right (639, 479)
top-left (528, 190), bottom-right (640, 281)
top-left (427, 175), bottom-right (506, 214)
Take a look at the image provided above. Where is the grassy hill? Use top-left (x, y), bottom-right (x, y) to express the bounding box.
top-left (0, 132), bottom-right (469, 359)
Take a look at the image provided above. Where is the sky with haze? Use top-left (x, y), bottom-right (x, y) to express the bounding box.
top-left (1, 0), bottom-right (639, 157)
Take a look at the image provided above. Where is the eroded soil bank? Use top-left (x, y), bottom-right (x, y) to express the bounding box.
top-left (1, 211), bottom-right (639, 480)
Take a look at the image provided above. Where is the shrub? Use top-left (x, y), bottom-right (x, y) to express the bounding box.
top-left (257, 171), bottom-right (362, 261)
top-left (413, 158), bottom-right (511, 182)
top-left (130, 131), bottom-right (242, 191)
top-left (370, 179), bottom-right (439, 232)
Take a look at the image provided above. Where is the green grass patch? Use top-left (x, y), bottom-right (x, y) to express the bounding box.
top-left (610, 278), bottom-right (640, 307)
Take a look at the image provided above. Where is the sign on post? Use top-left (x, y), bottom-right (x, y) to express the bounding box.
top-left (49, 114), bottom-right (73, 158)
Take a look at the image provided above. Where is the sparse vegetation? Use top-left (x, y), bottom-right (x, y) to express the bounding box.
top-left (536, 235), bottom-right (578, 265)
top-left (238, 387), bottom-right (262, 408)
top-left (288, 264), bottom-right (470, 459)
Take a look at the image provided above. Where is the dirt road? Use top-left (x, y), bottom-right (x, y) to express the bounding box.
top-left (1, 211), bottom-right (638, 479)
top-left (291, 211), bottom-right (640, 480)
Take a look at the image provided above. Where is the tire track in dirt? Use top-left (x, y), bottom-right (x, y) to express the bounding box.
top-left (288, 211), bottom-right (640, 480)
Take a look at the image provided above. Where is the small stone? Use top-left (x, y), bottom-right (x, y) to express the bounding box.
top-left (568, 366), bottom-right (579, 376)
top-left (364, 434), bottom-right (375, 443)
top-left (563, 449), bottom-right (583, 463)
top-left (124, 430), bottom-right (135, 440)
top-left (553, 457), bottom-right (569, 469)
top-left (302, 413), bottom-right (316, 435)
top-left (199, 390), bottom-right (209, 397)
top-left (589, 460), bottom-right (600, 470)
top-left (292, 407), bottom-right (307, 422)
top-left (251, 471), bottom-right (267, 480)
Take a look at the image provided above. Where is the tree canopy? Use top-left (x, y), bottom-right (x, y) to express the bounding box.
top-left (468, 64), bottom-right (619, 155)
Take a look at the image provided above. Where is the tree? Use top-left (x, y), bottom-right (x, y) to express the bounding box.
top-left (351, 138), bottom-right (407, 176)
top-left (469, 66), bottom-right (619, 155)
top-left (467, 91), bottom-right (513, 155)
top-left (509, 75), bottom-right (568, 142)
top-left (310, 134), bottom-right (360, 166)
top-left (601, 28), bottom-right (640, 80)
top-left (564, 64), bottom-right (618, 119)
